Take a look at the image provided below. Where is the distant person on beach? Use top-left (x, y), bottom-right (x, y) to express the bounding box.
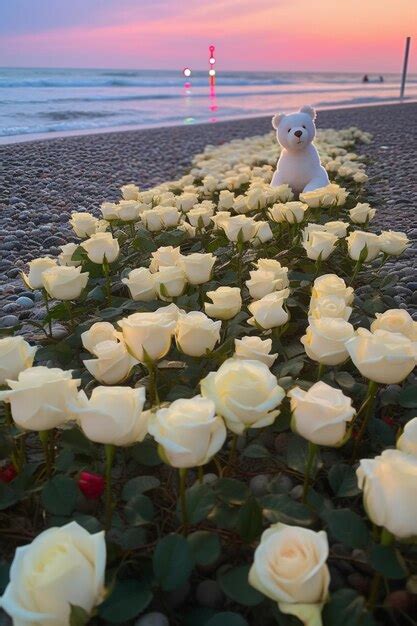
top-left (379, 75), bottom-right (384, 82)
top-left (362, 74), bottom-right (369, 83)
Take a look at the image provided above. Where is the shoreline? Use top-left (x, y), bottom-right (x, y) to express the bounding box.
top-left (1, 101), bottom-right (416, 325)
top-left (1, 98), bottom-right (416, 146)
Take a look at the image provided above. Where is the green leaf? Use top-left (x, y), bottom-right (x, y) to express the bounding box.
top-left (398, 385), bottom-right (417, 408)
top-left (242, 444), bottom-right (271, 459)
top-left (187, 531), bottom-right (221, 566)
top-left (182, 484), bottom-right (216, 524)
top-left (217, 565), bottom-right (263, 607)
top-left (184, 608), bottom-right (217, 626)
top-left (61, 428), bottom-right (98, 458)
top-left (328, 464), bottom-right (361, 498)
top-left (153, 533), bottom-right (194, 591)
top-left (324, 508), bottom-right (370, 549)
top-left (73, 514), bottom-right (102, 534)
top-left (0, 560), bottom-right (10, 594)
top-left (98, 579), bottom-right (152, 623)
top-left (370, 544), bottom-right (408, 579)
top-left (69, 605), bottom-right (90, 626)
top-left (215, 478), bottom-right (249, 505)
top-left (206, 613), bottom-right (249, 626)
top-left (236, 496), bottom-right (263, 543)
top-left (121, 476), bottom-right (160, 501)
top-left (334, 371), bottom-right (356, 390)
top-left (0, 482), bottom-right (21, 511)
top-left (116, 527), bottom-right (147, 550)
top-left (261, 494), bottom-right (315, 526)
top-left (323, 589), bottom-right (377, 626)
top-left (124, 494), bottom-right (154, 526)
top-left (129, 439), bottom-right (162, 466)
top-left (286, 435), bottom-right (319, 476)
top-left (41, 475), bottom-right (77, 516)
top-left (209, 502), bottom-right (240, 530)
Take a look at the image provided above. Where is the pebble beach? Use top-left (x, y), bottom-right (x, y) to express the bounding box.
top-left (1, 101), bottom-right (416, 327)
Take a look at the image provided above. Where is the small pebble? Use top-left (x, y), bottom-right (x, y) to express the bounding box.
top-left (135, 613), bottom-right (170, 626)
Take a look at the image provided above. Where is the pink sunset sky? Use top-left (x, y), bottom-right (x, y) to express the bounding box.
top-left (0, 0), bottom-right (415, 73)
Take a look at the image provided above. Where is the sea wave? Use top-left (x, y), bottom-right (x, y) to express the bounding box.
top-left (0, 77), bottom-right (295, 89)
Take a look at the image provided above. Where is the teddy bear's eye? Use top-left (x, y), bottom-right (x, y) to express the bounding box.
top-left (287, 128), bottom-right (291, 133)
top-left (302, 125), bottom-right (306, 129)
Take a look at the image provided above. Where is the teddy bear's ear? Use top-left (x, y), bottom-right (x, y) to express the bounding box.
top-left (272, 113), bottom-right (286, 129)
top-left (299, 105), bottom-right (316, 120)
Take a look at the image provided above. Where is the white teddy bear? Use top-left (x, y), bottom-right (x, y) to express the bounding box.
top-left (271, 106), bottom-right (329, 194)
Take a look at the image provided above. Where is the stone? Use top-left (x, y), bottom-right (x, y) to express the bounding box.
top-left (135, 613), bottom-right (170, 626)
top-left (196, 580), bottom-right (224, 609)
top-left (249, 474), bottom-right (270, 497)
top-left (15, 296), bottom-right (34, 309)
top-left (0, 315), bottom-right (19, 327)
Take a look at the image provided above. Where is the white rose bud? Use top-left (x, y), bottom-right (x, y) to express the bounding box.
top-left (254, 259), bottom-right (289, 290)
top-left (346, 231), bottom-right (380, 262)
top-left (117, 200), bottom-right (142, 222)
top-left (70, 212), bottom-right (100, 238)
top-left (301, 318), bottom-right (354, 366)
top-left (141, 209), bottom-right (164, 232)
top-left (349, 202), bottom-right (376, 224)
top-left (157, 205), bottom-right (181, 228)
top-left (176, 193), bottom-right (198, 213)
top-left (187, 205), bottom-right (214, 228)
top-left (122, 267), bottom-right (156, 302)
top-left (0, 336), bottom-right (37, 386)
top-left (357, 449), bottom-right (417, 539)
top-left (0, 366), bottom-right (81, 430)
top-left (84, 340), bottom-right (138, 385)
top-left (81, 232), bottom-right (120, 264)
top-left (100, 202), bottom-right (119, 221)
top-left (248, 289), bottom-right (290, 330)
top-left (121, 183), bottom-right (140, 200)
top-left (254, 221), bottom-right (274, 244)
top-left (309, 295), bottom-right (352, 321)
top-left (42, 266), bottom-right (89, 301)
top-left (118, 312), bottom-right (176, 362)
top-left (222, 215), bottom-right (257, 242)
top-left (211, 211), bottom-right (232, 230)
top-left (158, 192), bottom-right (176, 207)
top-left (246, 187), bottom-right (266, 211)
top-left (346, 328), bottom-right (417, 384)
top-left (233, 195), bottom-right (251, 214)
top-left (397, 417), bottom-right (417, 457)
top-left (302, 230), bottom-right (338, 261)
top-left (246, 270), bottom-right (279, 300)
top-left (269, 201), bottom-right (308, 224)
top-left (218, 190), bottom-right (235, 210)
top-left (202, 175), bottom-right (218, 193)
top-left (288, 382), bottom-right (355, 446)
top-left (176, 312), bottom-right (221, 357)
top-left (379, 230), bottom-right (409, 256)
top-left (154, 302), bottom-right (185, 323)
top-left (73, 386), bottom-right (147, 446)
top-left (371, 309), bottom-right (417, 341)
top-left (205, 286), bottom-right (242, 320)
top-left (323, 221), bottom-right (349, 238)
top-left (58, 243), bottom-right (81, 267)
top-left (178, 253), bottom-right (215, 285)
top-left (148, 396), bottom-right (226, 468)
top-left (149, 246), bottom-right (181, 272)
top-left (353, 171), bottom-right (368, 183)
top-left (81, 321), bottom-right (121, 353)
top-left (201, 358), bottom-right (285, 434)
top-left (22, 257), bottom-right (57, 290)
top-left (249, 523), bottom-right (329, 625)
top-left (153, 266), bottom-right (187, 300)
top-left (0, 522), bottom-right (106, 625)
top-left (267, 184), bottom-right (294, 203)
top-left (312, 274), bottom-right (354, 305)
top-left (234, 336), bottom-right (277, 368)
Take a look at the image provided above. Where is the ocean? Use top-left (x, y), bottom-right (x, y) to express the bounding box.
top-left (1, 67), bottom-right (416, 143)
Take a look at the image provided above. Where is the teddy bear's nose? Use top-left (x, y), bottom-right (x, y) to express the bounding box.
top-left (294, 130), bottom-right (303, 138)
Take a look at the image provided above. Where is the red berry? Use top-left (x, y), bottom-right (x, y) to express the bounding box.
top-left (0, 464), bottom-right (17, 483)
top-left (78, 471), bottom-right (105, 500)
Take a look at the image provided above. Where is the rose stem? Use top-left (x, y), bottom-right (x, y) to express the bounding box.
top-left (102, 256), bottom-right (112, 306)
top-left (179, 468), bottom-right (189, 536)
top-left (39, 430), bottom-right (52, 478)
top-left (42, 289), bottom-right (53, 337)
top-left (104, 443), bottom-right (116, 530)
top-left (302, 441), bottom-right (318, 504)
top-left (228, 433), bottom-right (238, 465)
top-left (197, 466), bottom-right (204, 485)
top-left (351, 380), bottom-right (379, 461)
top-left (367, 528), bottom-right (394, 610)
top-left (317, 363), bottom-right (325, 381)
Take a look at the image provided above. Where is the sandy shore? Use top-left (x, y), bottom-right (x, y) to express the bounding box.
top-left (1, 101), bottom-right (416, 324)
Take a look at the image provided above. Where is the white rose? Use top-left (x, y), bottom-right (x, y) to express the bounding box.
top-left (0, 522), bottom-right (106, 626)
top-left (73, 386), bottom-right (147, 446)
top-left (58, 243), bottom-right (80, 267)
top-left (346, 328), bottom-right (416, 384)
top-left (379, 230), bottom-right (409, 256)
top-left (211, 211), bottom-right (232, 230)
top-left (254, 221), bottom-right (274, 244)
top-left (22, 257), bottom-right (57, 290)
top-left (176, 193), bottom-right (198, 213)
top-left (312, 274), bottom-right (354, 305)
top-left (187, 205), bottom-right (214, 228)
top-left (141, 209), bottom-right (164, 232)
top-left (353, 171), bottom-right (368, 183)
top-left (178, 220), bottom-right (197, 238)
top-left (122, 267), bottom-right (156, 302)
top-left (118, 312), bottom-right (176, 362)
top-left (309, 295), bottom-right (352, 321)
top-left (84, 340), bottom-right (138, 385)
top-left (205, 286), bottom-right (242, 320)
top-left (302, 230), bottom-right (337, 261)
top-left (234, 336), bottom-right (277, 368)
top-left (267, 184), bottom-right (294, 203)
top-left (81, 232), bottom-right (120, 264)
top-left (248, 290), bottom-right (289, 330)
top-left (178, 253), bottom-right (215, 285)
top-left (246, 187), bottom-right (267, 211)
top-left (301, 318), bottom-right (354, 366)
top-left (357, 449), bottom-right (417, 538)
top-left (346, 231), bottom-right (380, 262)
top-left (117, 200), bottom-right (142, 222)
top-left (70, 212), bottom-right (100, 238)
top-left (221, 215), bottom-right (257, 242)
top-left (397, 417), bottom-right (417, 457)
top-left (157, 205), bottom-right (181, 228)
top-left (148, 396), bottom-right (226, 468)
top-left (201, 358), bottom-right (285, 434)
top-left (254, 259), bottom-right (289, 290)
top-left (176, 312), bottom-right (221, 357)
top-left (121, 183), bottom-right (140, 200)
top-left (233, 195), bottom-right (251, 214)
top-left (323, 221), bottom-right (349, 238)
top-left (81, 321), bottom-right (121, 353)
top-left (158, 192), bottom-right (176, 206)
top-left (349, 202), bottom-right (376, 224)
top-left (371, 309), bottom-right (417, 340)
top-left (246, 270), bottom-right (279, 300)
top-left (218, 190), bottom-right (235, 210)
top-left (288, 382), bottom-right (355, 446)
top-left (202, 175), bottom-right (218, 193)
top-left (153, 266), bottom-right (187, 300)
top-left (100, 202), bottom-right (119, 220)
top-left (42, 266), bottom-right (89, 301)
top-left (149, 246), bottom-right (181, 272)
top-left (269, 201), bottom-right (308, 224)
top-left (0, 366), bottom-right (80, 430)
top-left (0, 337), bottom-right (37, 386)
top-left (249, 523), bottom-right (329, 625)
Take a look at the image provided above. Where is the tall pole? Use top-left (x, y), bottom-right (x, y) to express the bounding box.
top-left (400, 37), bottom-right (411, 99)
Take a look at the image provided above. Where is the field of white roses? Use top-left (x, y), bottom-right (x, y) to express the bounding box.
top-left (0, 125), bottom-right (416, 626)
